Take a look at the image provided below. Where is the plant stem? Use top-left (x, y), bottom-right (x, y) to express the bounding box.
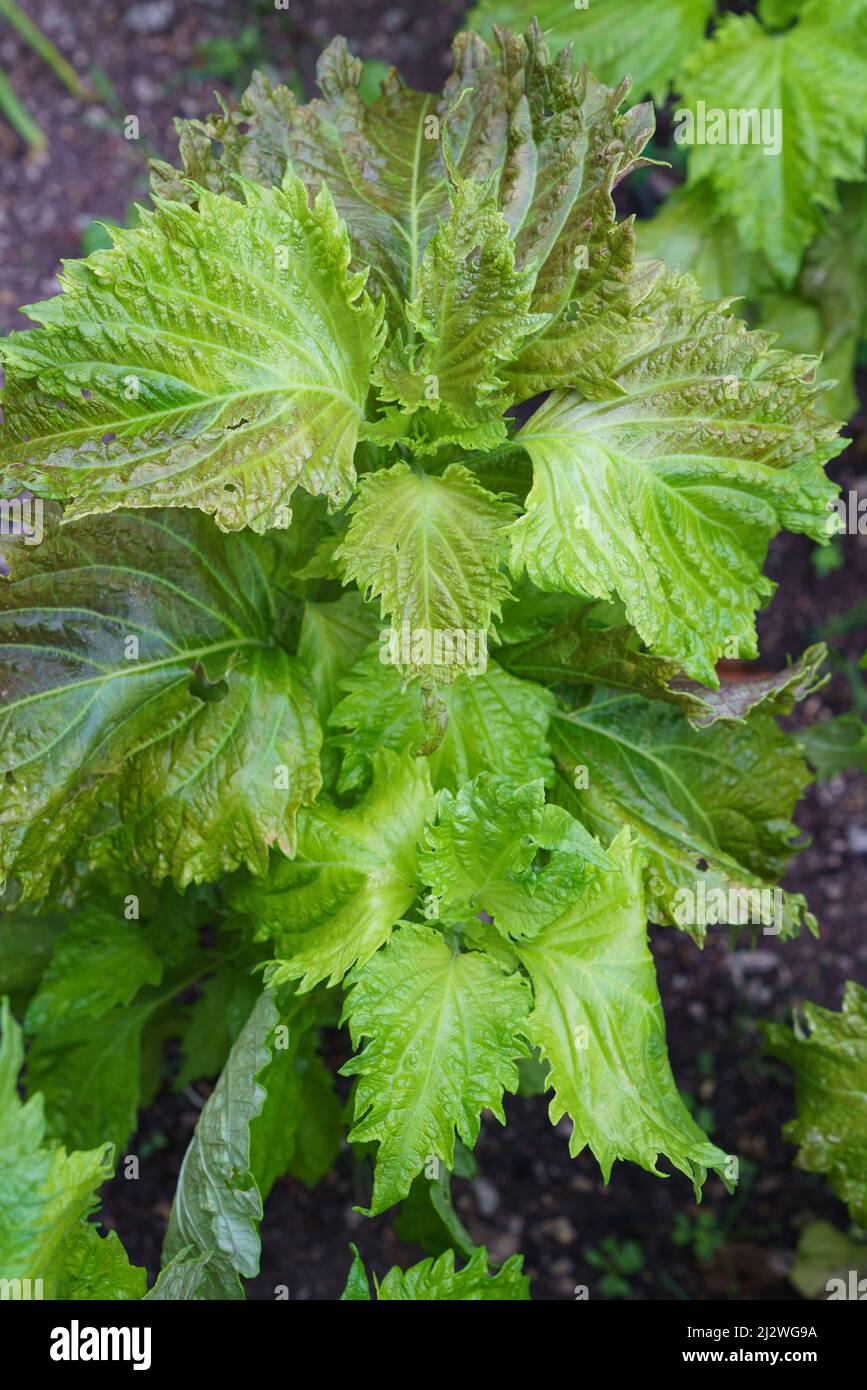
top-left (0, 0), bottom-right (90, 99)
top-left (0, 66), bottom-right (44, 148)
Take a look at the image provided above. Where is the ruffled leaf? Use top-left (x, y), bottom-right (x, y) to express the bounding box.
top-left (342, 923), bottom-right (531, 1214)
top-left (765, 982), bottom-right (867, 1225)
top-left (329, 643), bottom-right (556, 793)
top-left (550, 693), bottom-right (815, 940)
top-left (0, 176), bottom-right (382, 530)
top-left (419, 774), bottom-right (611, 939)
top-left (511, 272), bottom-right (842, 684)
top-left (233, 750), bottom-right (435, 992)
top-left (336, 462), bottom-right (515, 683)
top-left (518, 833), bottom-right (731, 1192)
top-left (0, 509), bottom-right (321, 900)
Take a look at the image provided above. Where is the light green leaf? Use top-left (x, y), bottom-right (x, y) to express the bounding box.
top-left (345, 1244), bottom-right (530, 1300)
top-left (679, 13), bottom-right (867, 286)
top-left (0, 175), bottom-right (383, 531)
top-left (0, 509), bottom-right (320, 901)
top-left (550, 693), bottom-right (815, 940)
top-left (797, 713), bottom-right (867, 780)
top-left (342, 922), bottom-right (531, 1215)
top-left (518, 833), bottom-right (730, 1192)
top-left (175, 962), bottom-right (263, 1089)
top-left (468, 0), bottom-right (715, 103)
top-left (512, 272), bottom-right (842, 684)
top-left (329, 644), bottom-right (556, 794)
top-left (248, 999), bottom-right (317, 1201)
top-left (336, 463), bottom-right (514, 683)
top-left (636, 184), bottom-right (769, 303)
top-left (298, 591), bottom-right (378, 730)
top-left (233, 749), bottom-right (435, 992)
top-left (789, 1221), bottom-right (867, 1299)
top-left (24, 905), bottom-right (162, 1035)
top-left (501, 613), bottom-right (827, 727)
top-left (419, 774), bottom-right (611, 939)
top-left (287, 1047), bottom-right (343, 1188)
top-left (113, 647), bottom-right (322, 887)
top-left (151, 27), bottom-right (654, 384)
top-left (371, 172), bottom-right (542, 451)
top-left (144, 1247), bottom-right (213, 1301)
top-left (762, 184), bottom-right (867, 423)
top-left (298, 591), bottom-right (378, 788)
top-left (26, 992), bottom-right (167, 1154)
top-left (0, 997), bottom-right (123, 1300)
top-left (765, 982), bottom-right (867, 1225)
top-left (340, 1242), bottom-right (371, 1300)
top-left (54, 1224), bottom-right (147, 1300)
top-left (640, 183), bottom-right (867, 424)
top-left (163, 990), bottom-right (277, 1298)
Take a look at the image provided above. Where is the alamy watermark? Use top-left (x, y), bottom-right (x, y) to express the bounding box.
top-left (379, 621), bottom-right (488, 675)
top-left (826, 491), bottom-right (866, 535)
top-left (673, 101), bottom-right (782, 157)
top-left (672, 883), bottom-right (784, 936)
top-left (0, 495), bottom-right (43, 546)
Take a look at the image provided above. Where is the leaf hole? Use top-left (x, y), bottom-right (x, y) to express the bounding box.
top-left (189, 673), bottom-right (229, 704)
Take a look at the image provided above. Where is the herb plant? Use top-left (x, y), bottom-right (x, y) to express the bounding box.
top-left (467, 0), bottom-right (867, 420)
top-left (0, 22), bottom-right (848, 1300)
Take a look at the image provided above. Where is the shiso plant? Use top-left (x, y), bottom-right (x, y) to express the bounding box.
top-left (466, 0), bottom-right (867, 421)
top-left (0, 22), bottom-right (850, 1300)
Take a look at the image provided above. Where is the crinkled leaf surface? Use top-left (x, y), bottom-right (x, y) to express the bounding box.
top-left (342, 1243), bottom-right (530, 1300)
top-left (680, 12), bottom-right (867, 286)
top-left (419, 774), bottom-right (611, 939)
top-left (150, 26), bottom-right (655, 394)
top-left (248, 998), bottom-right (321, 1202)
top-left (144, 1247), bottom-right (214, 1301)
top-left (113, 645), bottom-right (321, 888)
top-left (0, 176), bottom-right (382, 530)
top-left (765, 982), bottom-right (867, 1225)
top-left (233, 750), bottom-right (434, 992)
top-left (0, 997), bottom-right (127, 1299)
top-left (54, 1223), bottom-right (147, 1301)
top-left (342, 922), bottom-right (531, 1215)
top-left (336, 462), bottom-right (514, 682)
top-left (550, 693), bottom-right (814, 939)
top-left (329, 644), bottom-right (556, 793)
top-left (371, 173), bottom-right (542, 451)
top-left (297, 591), bottom-right (378, 730)
top-left (512, 273), bottom-right (841, 683)
top-left (467, 0), bottom-right (715, 104)
top-left (501, 614), bottom-right (827, 728)
top-left (518, 833), bottom-right (730, 1191)
top-left (0, 509), bottom-right (321, 900)
top-left (23, 905), bottom-right (162, 1035)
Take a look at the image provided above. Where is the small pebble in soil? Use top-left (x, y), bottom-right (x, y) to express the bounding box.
top-left (124, 1), bottom-right (175, 34)
top-left (847, 824), bottom-right (867, 854)
top-left (472, 1176), bottom-right (500, 1218)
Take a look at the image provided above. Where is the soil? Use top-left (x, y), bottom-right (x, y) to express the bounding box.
top-left (3, 0), bottom-right (866, 1302)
